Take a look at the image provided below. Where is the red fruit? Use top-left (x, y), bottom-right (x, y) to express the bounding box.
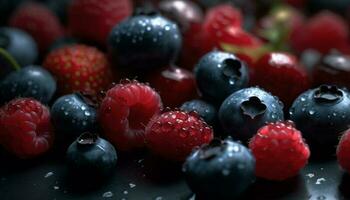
top-left (249, 121), bottom-right (310, 181)
top-left (99, 80), bottom-right (162, 151)
top-left (0, 98), bottom-right (54, 159)
top-left (9, 2), bottom-right (65, 53)
top-left (68, 0), bottom-right (132, 46)
top-left (337, 130), bottom-right (350, 173)
top-left (203, 4), bottom-right (243, 40)
top-left (148, 66), bottom-right (198, 108)
top-left (251, 52), bottom-right (310, 106)
top-left (219, 26), bottom-right (263, 47)
top-left (145, 111), bottom-right (213, 161)
top-left (43, 44), bottom-right (113, 95)
top-left (291, 11), bottom-right (349, 54)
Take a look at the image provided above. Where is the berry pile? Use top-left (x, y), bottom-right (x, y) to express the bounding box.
top-left (1, 0), bottom-right (350, 198)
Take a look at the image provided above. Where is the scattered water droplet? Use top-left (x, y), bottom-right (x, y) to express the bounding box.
top-left (44, 172), bottom-right (54, 178)
top-left (309, 110), bottom-right (315, 115)
top-left (317, 195), bottom-right (326, 200)
top-left (123, 190), bottom-right (128, 195)
top-left (315, 178), bottom-right (326, 185)
top-left (84, 111), bottom-right (91, 116)
top-left (222, 169), bottom-right (230, 176)
top-left (129, 183), bottom-right (136, 188)
top-left (306, 173), bottom-right (314, 178)
top-left (102, 191), bottom-right (113, 198)
top-left (155, 196), bottom-right (163, 200)
top-left (53, 186), bottom-right (59, 190)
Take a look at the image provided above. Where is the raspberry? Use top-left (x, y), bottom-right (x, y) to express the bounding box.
top-left (0, 98), bottom-right (54, 159)
top-left (145, 111), bottom-right (213, 162)
top-left (249, 121), bottom-right (310, 181)
top-left (337, 130), bottom-right (350, 173)
top-left (99, 80), bottom-right (162, 151)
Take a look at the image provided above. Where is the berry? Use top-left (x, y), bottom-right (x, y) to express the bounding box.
top-left (43, 44), bottom-right (113, 95)
top-left (337, 130), bottom-right (350, 173)
top-left (203, 4), bottom-right (243, 40)
top-left (291, 11), bottom-right (349, 54)
top-left (51, 93), bottom-right (97, 144)
top-left (183, 138), bottom-right (255, 199)
top-left (108, 12), bottom-right (182, 70)
top-left (148, 66), bottom-right (198, 108)
top-left (68, 0), bottom-right (132, 46)
top-left (67, 133), bottom-right (117, 177)
top-left (0, 66), bottom-right (56, 105)
top-left (159, 0), bottom-right (204, 70)
top-left (99, 80), bottom-right (162, 151)
top-left (312, 52), bottom-right (350, 88)
top-left (219, 87), bottom-right (284, 142)
top-left (0, 98), bottom-right (54, 159)
top-left (180, 99), bottom-right (217, 126)
top-left (0, 27), bottom-right (38, 67)
top-left (9, 2), bottom-right (65, 53)
top-left (290, 85), bottom-right (350, 156)
top-left (194, 51), bottom-right (249, 104)
top-left (249, 121), bottom-right (310, 181)
top-left (251, 52), bottom-right (310, 106)
top-left (145, 110), bottom-right (213, 161)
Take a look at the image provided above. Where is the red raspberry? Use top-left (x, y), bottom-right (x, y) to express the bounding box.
top-left (291, 11), bottom-right (349, 54)
top-left (43, 44), bottom-right (114, 95)
top-left (145, 111), bottom-right (213, 162)
top-left (251, 52), bottom-right (310, 106)
top-left (148, 66), bottom-right (198, 108)
top-left (9, 2), bottom-right (65, 53)
top-left (99, 80), bottom-right (162, 151)
top-left (337, 130), bottom-right (350, 173)
top-left (68, 0), bottom-right (132, 46)
top-left (0, 98), bottom-right (54, 159)
top-left (249, 121), bottom-right (310, 181)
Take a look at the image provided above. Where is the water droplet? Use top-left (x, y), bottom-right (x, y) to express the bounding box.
top-left (84, 111), bottom-right (91, 116)
top-left (44, 172), bottom-right (54, 178)
top-left (53, 186), bottom-right (59, 190)
top-left (301, 97), bottom-right (306, 102)
top-left (129, 183), bottom-right (136, 188)
top-left (306, 173), bottom-right (314, 178)
top-left (317, 195), bottom-right (326, 200)
top-left (123, 190), bottom-right (128, 195)
top-left (64, 111), bottom-right (69, 116)
top-left (82, 121), bottom-right (87, 126)
top-left (165, 26), bottom-right (170, 31)
top-left (309, 110), bottom-right (315, 115)
top-left (102, 191), bottom-right (113, 198)
top-left (222, 169), bottom-right (230, 176)
top-left (155, 197), bottom-right (163, 200)
top-left (81, 106), bottom-right (86, 111)
top-left (315, 178), bottom-right (326, 185)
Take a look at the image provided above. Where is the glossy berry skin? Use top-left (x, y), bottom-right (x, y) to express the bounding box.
top-left (180, 99), bottom-right (217, 126)
top-left (0, 98), bottom-right (54, 159)
top-left (51, 93), bottom-right (97, 143)
top-left (148, 66), bottom-right (197, 108)
top-left (43, 44), bottom-right (113, 96)
top-left (219, 87), bottom-right (284, 143)
top-left (183, 138), bottom-right (255, 199)
top-left (251, 52), bottom-right (310, 107)
top-left (108, 13), bottom-right (182, 70)
top-left (9, 2), bottom-right (65, 53)
top-left (194, 51), bottom-right (249, 104)
top-left (0, 66), bottom-right (56, 105)
top-left (312, 53), bottom-right (350, 88)
top-left (291, 11), bottom-right (349, 54)
top-left (337, 130), bottom-right (350, 173)
top-left (145, 111), bottom-right (213, 162)
top-left (0, 27), bottom-right (38, 67)
top-left (249, 121), bottom-right (310, 181)
top-left (67, 133), bottom-right (117, 177)
top-left (68, 0), bottom-right (132, 46)
top-left (290, 85), bottom-right (350, 155)
top-left (99, 81), bottom-right (162, 151)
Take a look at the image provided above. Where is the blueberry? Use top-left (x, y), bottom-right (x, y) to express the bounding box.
top-left (0, 27), bottom-right (38, 67)
top-left (67, 133), bottom-right (117, 177)
top-left (180, 99), bottom-right (217, 126)
top-left (194, 51), bottom-right (249, 104)
top-left (51, 93), bottom-right (97, 143)
top-left (219, 87), bottom-right (284, 142)
top-left (108, 11), bottom-right (182, 70)
top-left (290, 85), bottom-right (350, 156)
top-left (0, 66), bottom-right (56, 105)
top-left (183, 138), bottom-right (255, 199)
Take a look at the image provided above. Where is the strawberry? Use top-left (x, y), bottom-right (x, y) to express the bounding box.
top-left (43, 44), bottom-right (114, 95)
top-left (68, 0), bottom-right (132, 46)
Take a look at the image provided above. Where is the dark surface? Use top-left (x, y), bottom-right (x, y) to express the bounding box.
top-left (0, 149), bottom-right (349, 200)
